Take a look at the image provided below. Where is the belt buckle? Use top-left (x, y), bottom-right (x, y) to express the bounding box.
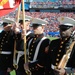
top-left (51, 64), bottom-right (58, 69)
top-left (54, 66), bottom-right (58, 69)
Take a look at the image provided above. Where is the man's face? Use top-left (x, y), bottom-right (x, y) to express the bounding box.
top-left (20, 21), bottom-right (30, 31)
top-left (33, 25), bottom-right (44, 34)
top-left (3, 24), bottom-right (12, 31)
top-left (25, 21), bottom-right (30, 30)
top-left (60, 28), bottom-right (72, 38)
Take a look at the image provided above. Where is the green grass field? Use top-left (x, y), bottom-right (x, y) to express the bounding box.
top-left (47, 36), bottom-right (58, 41)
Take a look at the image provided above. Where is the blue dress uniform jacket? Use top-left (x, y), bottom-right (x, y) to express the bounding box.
top-left (16, 32), bottom-right (34, 75)
top-left (0, 30), bottom-right (21, 71)
top-left (27, 34), bottom-right (50, 75)
top-left (47, 37), bottom-right (75, 75)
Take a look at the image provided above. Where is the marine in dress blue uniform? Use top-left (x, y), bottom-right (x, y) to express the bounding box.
top-left (16, 15), bottom-right (34, 75)
top-left (0, 18), bottom-right (21, 75)
top-left (47, 17), bottom-right (75, 75)
top-left (24, 18), bottom-right (50, 75)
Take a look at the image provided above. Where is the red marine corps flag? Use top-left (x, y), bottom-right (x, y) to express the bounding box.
top-left (0, 0), bottom-right (21, 17)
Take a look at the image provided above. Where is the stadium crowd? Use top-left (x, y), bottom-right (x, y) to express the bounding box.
top-left (0, 11), bottom-right (75, 36)
top-left (30, 0), bottom-right (75, 8)
top-left (25, 12), bottom-right (75, 33)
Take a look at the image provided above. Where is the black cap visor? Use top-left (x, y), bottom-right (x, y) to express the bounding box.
top-left (2, 22), bottom-right (11, 27)
top-left (59, 25), bottom-right (73, 31)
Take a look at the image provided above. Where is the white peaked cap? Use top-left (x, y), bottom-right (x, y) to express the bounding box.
top-left (19, 15), bottom-right (32, 21)
top-left (30, 18), bottom-right (48, 27)
top-left (3, 17), bottom-right (15, 24)
top-left (57, 17), bottom-right (75, 27)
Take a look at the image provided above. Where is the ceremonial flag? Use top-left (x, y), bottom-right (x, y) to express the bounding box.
top-left (0, 0), bottom-right (21, 17)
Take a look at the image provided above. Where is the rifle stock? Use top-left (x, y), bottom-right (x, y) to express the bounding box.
top-left (58, 54), bottom-right (69, 68)
top-left (57, 41), bottom-right (75, 69)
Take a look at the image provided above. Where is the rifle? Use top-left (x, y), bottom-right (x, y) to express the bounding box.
top-left (58, 41), bottom-right (75, 69)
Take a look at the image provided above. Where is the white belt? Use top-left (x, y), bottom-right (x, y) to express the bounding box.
top-left (51, 64), bottom-right (75, 74)
top-left (65, 67), bottom-right (75, 74)
top-left (16, 51), bottom-right (24, 65)
top-left (29, 60), bottom-right (37, 63)
top-left (65, 67), bottom-right (75, 70)
top-left (17, 51), bottom-right (24, 54)
top-left (0, 51), bottom-right (12, 54)
top-left (51, 64), bottom-right (75, 71)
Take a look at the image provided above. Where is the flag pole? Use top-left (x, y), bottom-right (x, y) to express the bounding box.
top-left (16, 5), bottom-right (20, 22)
top-left (13, 5), bottom-right (20, 69)
top-left (21, 0), bottom-right (27, 65)
top-left (21, 1), bottom-right (31, 75)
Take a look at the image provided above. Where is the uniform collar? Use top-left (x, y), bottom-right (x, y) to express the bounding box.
top-left (34, 34), bottom-right (44, 38)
